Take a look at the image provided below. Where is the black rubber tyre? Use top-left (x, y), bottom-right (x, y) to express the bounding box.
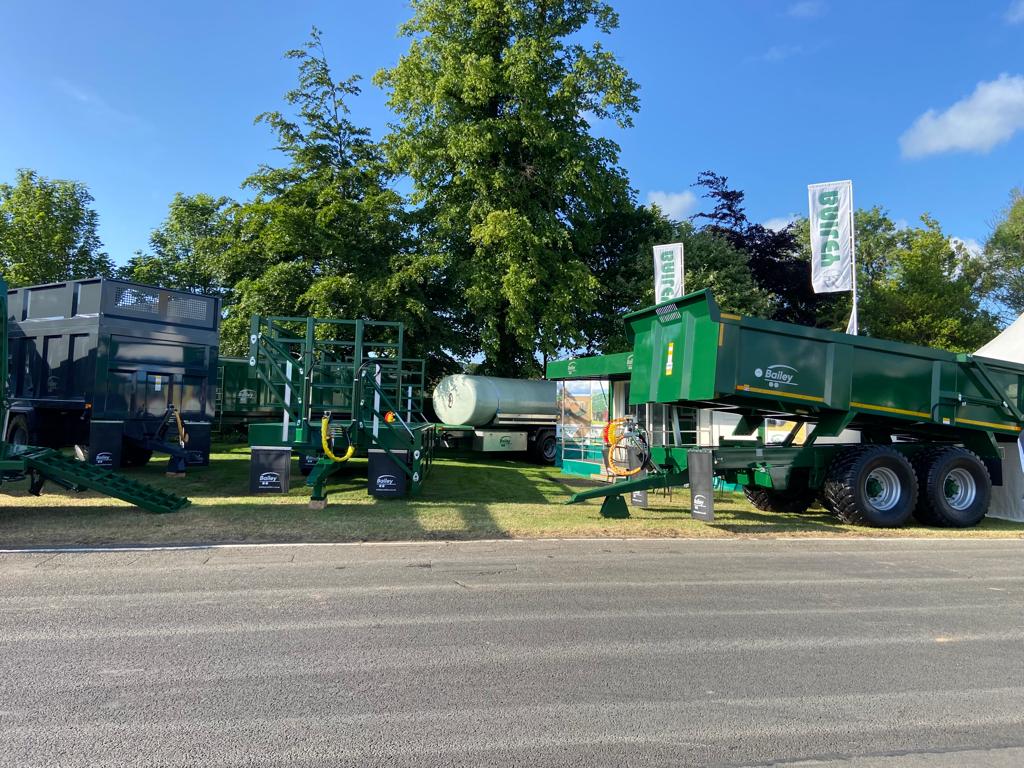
top-left (533, 430), bottom-right (557, 465)
top-left (743, 485), bottom-right (815, 514)
top-left (6, 414), bottom-right (30, 447)
top-left (911, 446), bottom-right (991, 528)
top-left (823, 445), bottom-right (918, 527)
top-left (121, 441), bottom-right (153, 467)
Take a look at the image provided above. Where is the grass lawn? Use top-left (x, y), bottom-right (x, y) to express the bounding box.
top-left (2, 443), bottom-right (1024, 547)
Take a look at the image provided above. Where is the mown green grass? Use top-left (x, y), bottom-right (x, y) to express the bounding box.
top-left (1, 443), bottom-right (1023, 547)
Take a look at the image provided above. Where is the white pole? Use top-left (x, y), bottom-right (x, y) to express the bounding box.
top-left (282, 360), bottom-right (292, 442)
top-left (848, 184), bottom-right (858, 335)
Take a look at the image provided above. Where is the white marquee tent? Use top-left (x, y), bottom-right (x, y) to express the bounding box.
top-left (975, 320), bottom-right (1024, 522)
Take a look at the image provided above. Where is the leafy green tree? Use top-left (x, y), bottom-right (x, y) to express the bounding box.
top-left (119, 193), bottom-right (233, 296)
top-left (983, 189), bottom-right (1024, 323)
top-left (376, 0), bottom-right (646, 375)
top-left (864, 215), bottom-right (996, 351)
top-left (796, 209), bottom-right (996, 351)
top-left (216, 28), bottom-right (455, 371)
top-left (0, 169), bottom-right (113, 286)
top-left (693, 170), bottom-right (843, 326)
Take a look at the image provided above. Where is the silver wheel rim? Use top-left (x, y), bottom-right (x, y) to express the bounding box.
top-left (944, 467), bottom-right (977, 511)
top-left (865, 467), bottom-right (901, 511)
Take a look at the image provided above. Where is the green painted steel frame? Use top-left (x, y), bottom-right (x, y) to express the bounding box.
top-left (246, 313), bottom-right (434, 503)
top-left (550, 288), bottom-right (1024, 511)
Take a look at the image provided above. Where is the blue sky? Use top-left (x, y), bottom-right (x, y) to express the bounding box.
top-left (2, 0), bottom-right (1023, 262)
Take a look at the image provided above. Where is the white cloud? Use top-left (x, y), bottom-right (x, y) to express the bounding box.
top-left (53, 78), bottom-right (144, 126)
top-left (759, 44), bottom-right (805, 63)
top-left (1007, 1), bottom-right (1024, 24)
top-left (647, 190), bottom-right (698, 221)
top-left (900, 74), bottom-right (1024, 158)
top-left (763, 214), bottom-right (798, 231)
top-left (951, 236), bottom-right (984, 258)
top-left (788, 1), bottom-right (825, 18)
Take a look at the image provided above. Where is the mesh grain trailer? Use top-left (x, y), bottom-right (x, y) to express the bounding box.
top-left (548, 289), bottom-right (1024, 527)
top-left (5, 278), bottom-right (219, 472)
top-left (0, 276), bottom-right (190, 513)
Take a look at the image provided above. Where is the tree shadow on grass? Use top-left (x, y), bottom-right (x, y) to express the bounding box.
top-left (707, 507), bottom-right (852, 535)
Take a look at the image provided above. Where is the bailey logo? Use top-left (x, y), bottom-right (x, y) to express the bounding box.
top-left (499, 435), bottom-right (512, 448)
top-left (238, 388), bottom-right (256, 404)
top-left (626, 353), bottom-right (634, 370)
top-left (693, 494), bottom-right (708, 512)
top-left (95, 452), bottom-right (113, 465)
top-left (567, 360), bottom-right (577, 376)
top-left (753, 364), bottom-right (798, 389)
top-left (259, 472), bottom-right (280, 485)
top-left (376, 474), bottom-right (398, 491)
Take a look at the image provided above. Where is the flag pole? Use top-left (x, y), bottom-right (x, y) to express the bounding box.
top-left (848, 185), bottom-right (858, 335)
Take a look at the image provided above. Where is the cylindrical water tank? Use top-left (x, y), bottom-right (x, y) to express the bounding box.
top-left (432, 375), bottom-right (557, 427)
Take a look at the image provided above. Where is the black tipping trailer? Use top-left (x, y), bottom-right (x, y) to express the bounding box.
top-left (5, 278), bottom-right (220, 472)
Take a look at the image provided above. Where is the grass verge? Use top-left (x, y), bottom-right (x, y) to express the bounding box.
top-left (2, 443), bottom-right (1023, 547)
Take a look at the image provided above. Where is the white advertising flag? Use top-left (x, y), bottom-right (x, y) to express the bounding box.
top-left (808, 180), bottom-right (854, 293)
top-left (653, 242), bottom-right (685, 303)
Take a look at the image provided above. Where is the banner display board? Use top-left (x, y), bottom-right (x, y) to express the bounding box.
top-left (653, 242), bottom-right (685, 303)
top-left (687, 449), bottom-right (715, 522)
top-left (808, 180), bottom-right (854, 294)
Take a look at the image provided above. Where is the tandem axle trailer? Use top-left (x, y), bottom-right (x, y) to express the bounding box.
top-left (0, 277), bottom-right (190, 514)
top-left (548, 289), bottom-right (1024, 527)
top-left (5, 278), bottom-right (219, 473)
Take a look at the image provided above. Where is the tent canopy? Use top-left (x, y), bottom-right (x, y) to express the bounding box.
top-left (975, 313), bottom-right (1024, 365)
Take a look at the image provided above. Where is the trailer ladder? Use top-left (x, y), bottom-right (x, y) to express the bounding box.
top-left (22, 448), bottom-right (191, 514)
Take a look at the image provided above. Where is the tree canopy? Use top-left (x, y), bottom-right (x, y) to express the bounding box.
top-left (3, 16), bottom-right (1011, 372)
top-left (983, 189), bottom-right (1024, 324)
top-left (0, 169), bottom-right (113, 286)
top-left (119, 192), bottom-right (232, 297)
top-left (375, 0), bottom-right (649, 375)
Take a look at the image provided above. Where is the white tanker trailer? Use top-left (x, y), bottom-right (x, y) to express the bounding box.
top-left (432, 375), bottom-right (558, 464)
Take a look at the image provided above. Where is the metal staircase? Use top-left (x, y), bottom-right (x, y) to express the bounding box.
top-left (246, 314), bottom-right (435, 506)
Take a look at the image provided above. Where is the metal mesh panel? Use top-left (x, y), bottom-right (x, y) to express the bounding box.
top-left (168, 295), bottom-right (210, 323)
top-left (113, 285), bottom-right (159, 314)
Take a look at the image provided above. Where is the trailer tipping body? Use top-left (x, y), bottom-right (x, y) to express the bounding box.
top-left (547, 289), bottom-right (1024, 527)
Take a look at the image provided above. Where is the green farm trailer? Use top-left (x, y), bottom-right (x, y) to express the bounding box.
top-left (0, 277), bottom-right (190, 514)
top-left (245, 314), bottom-right (433, 507)
top-left (548, 289), bottom-right (1024, 527)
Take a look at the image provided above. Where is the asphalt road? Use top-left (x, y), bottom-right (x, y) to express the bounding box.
top-left (2, 538), bottom-right (1024, 767)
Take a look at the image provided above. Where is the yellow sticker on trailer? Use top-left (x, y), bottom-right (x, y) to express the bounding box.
top-left (665, 342), bottom-right (674, 376)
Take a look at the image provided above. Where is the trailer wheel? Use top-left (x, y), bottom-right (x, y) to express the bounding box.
top-left (533, 431), bottom-right (557, 465)
top-left (6, 414), bottom-right (30, 447)
top-left (823, 446), bottom-right (918, 527)
top-left (742, 486), bottom-right (815, 514)
top-left (912, 447), bottom-right (991, 528)
top-left (121, 442), bottom-right (153, 467)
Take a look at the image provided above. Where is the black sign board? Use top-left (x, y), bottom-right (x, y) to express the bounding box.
top-left (368, 449), bottom-right (409, 498)
top-left (687, 449), bottom-right (715, 522)
top-left (250, 447), bottom-right (291, 494)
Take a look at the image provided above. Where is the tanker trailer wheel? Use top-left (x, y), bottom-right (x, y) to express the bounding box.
top-left (911, 447), bottom-right (991, 528)
top-left (6, 414), bottom-right (30, 447)
top-left (532, 430), bottom-right (557, 465)
top-left (742, 485), bottom-right (815, 514)
top-left (823, 446), bottom-right (918, 527)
